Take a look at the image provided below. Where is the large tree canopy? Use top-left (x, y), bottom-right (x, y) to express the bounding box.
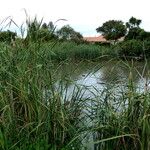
top-left (57, 25), bottom-right (83, 42)
top-left (96, 20), bottom-right (126, 41)
top-left (126, 16), bottom-right (142, 29)
top-left (125, 17), bottom-right (143, 40)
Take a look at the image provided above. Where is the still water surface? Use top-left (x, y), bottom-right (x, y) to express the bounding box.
top-left (54, 60), bottom-right (150, 96)
top-left (52, 60), bottom-right (150, 149)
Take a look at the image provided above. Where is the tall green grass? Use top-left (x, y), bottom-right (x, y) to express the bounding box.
top-left (16, 40), bottom-right (111, 61)
top-left (1, 41), bottom-right (150, 149)
top-left (86, 61), bottom-right (150, 150)
top-left (0, 17), bottom-right (150, 150)
top-left (0, 41), bottom-right (89, 150)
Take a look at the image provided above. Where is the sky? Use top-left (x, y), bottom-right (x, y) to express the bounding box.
top-left (0, 0), bottom-right (150, 36)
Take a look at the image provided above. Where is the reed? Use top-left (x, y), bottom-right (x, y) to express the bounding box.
top-left (0, 17), bottom-right (150, 150)
top-left (0, 41), bottom-right (89, 150)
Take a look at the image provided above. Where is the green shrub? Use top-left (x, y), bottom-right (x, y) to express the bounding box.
top-left (0, 30), bottom-right (16, 43)
top-left (143, 40), bottom-right (150, 57)
top-left (117, 40), bottom-right (143, 58)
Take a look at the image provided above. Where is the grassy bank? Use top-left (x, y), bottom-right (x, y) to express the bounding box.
top-left (3, 40), bottom-right (118, 61)
top-left (24, 40), bottom-right (112, 61)
top-left (0, 42), bottom-right (85, 149)
top-left (8, 38), bottom-right (150, 62)
top-left (0, 41), bottom-right (150, 150)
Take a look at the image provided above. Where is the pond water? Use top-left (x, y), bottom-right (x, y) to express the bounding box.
top-left (53, 60), bottom-right (150, 97)
top-left (52, 60), bottom-right (150, 149)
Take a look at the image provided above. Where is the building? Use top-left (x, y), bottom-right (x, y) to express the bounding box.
top-left (83, 35), bottom-right (124, 44)
top-left (83, 35), bottom-right (108, 44)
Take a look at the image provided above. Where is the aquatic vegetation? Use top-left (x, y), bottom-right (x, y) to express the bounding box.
top-left (0, 17), bottom-right (150, 150)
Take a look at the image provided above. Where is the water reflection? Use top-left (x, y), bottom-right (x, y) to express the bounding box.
top-left (51, 60), bottom-right (150, 149)
top-left (53, 60), bottom-right (150, 96)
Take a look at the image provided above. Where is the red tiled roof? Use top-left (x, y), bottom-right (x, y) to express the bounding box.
top-left (83, 35), bottom-right (107, 42)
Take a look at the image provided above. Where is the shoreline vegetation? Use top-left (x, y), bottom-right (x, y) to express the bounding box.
top-left (1, 16), bottom-right (150, 61)
top-left (0, 16), bottom-right (150, 150)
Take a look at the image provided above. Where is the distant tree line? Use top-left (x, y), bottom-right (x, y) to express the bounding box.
top-left (96, 16), bottom-right (150, 42)
top-left (24, 17), bottom-right (83, 44)
top-left (1, 16), bottom-right (150, 59)
top-left (96, 17), bottom-right (150, 58)
top-left (0, 17), bottom-right (83, 44)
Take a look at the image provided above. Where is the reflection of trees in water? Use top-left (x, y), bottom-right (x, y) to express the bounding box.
top-left (99, 62), bottom-right (126, 84)
top-left (51, 61), bottom-right (150, 90)
top-left (97, 61), bottom-right (150, 88)
top-left (53, 61), bottom-right (98, 81)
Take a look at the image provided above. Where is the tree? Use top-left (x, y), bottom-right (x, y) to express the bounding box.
top-left (139, 30), bottom-right (150, 41)
top-left (39, 21), bottom-right (58, 41)
top-left (57, 25), bottom-right (83, 42)
top-left (26, 18), bottom-right (58, 42)
top-left (126, 17), bottom-right (142, 29)
top-left (125, 17), bottom-right (142, 40)
top-left (96, 20), bottom-right (126, 41)
top-left (0, 30), bottom-right (16, 43)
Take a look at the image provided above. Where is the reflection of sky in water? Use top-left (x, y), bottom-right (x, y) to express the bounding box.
top-left (136, 78), bottom-right (150, 93)
top-left (75, 72), bottom-right (104, 98)
top-left (67, 71), bottom-right (128, 99)
top-left (52, 61), bottom-right (150, 150)
top-left (77, 72), bottom-right (103, 88)
top-left (52, 61), bottom-right (150, 99)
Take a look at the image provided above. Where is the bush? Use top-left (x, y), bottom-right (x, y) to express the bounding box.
top-left (0, 30), bottom-right (16, 43)
top-left (143, 40), bottom-right (150, 57)
top-left (116, 40), bottom-right (143, 58)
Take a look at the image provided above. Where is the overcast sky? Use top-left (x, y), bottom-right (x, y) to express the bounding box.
top-left (0, 0), bottom-right (150, 36)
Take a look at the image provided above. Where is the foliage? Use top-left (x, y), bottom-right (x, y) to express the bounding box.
top-left (139, 30), bottom-right (150, 41)
top-left (125, 17), bottom-right (150, 41)
top-left (0, 30), bottom-right (16, 43)
top-left (142, 40), bottom-right (150, 56)
top-left (125, 27), bottom-right (143, 40)
top-left (126, 16), bottom-right (142, 29)
top-left (1, 43), bottom-right (150, 150)
top-left (25, 18), bottom-right (57, 42)
top-left (96, 20), bottom-right (126, 41)
top-left (125, 17), bottom-right (143, 40)
top-left (1, 15), bottom-right (150, 150)
top-left (116, 40), bottom-right (143, 57)
top-left (0, 42), bottom-right (86, 150)
top-left (36, 41), bottom-right (106, 61)
top-left (57, 25), bottom-right (83, 43)
top-left (0, 22), bottom-right (150, 150)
